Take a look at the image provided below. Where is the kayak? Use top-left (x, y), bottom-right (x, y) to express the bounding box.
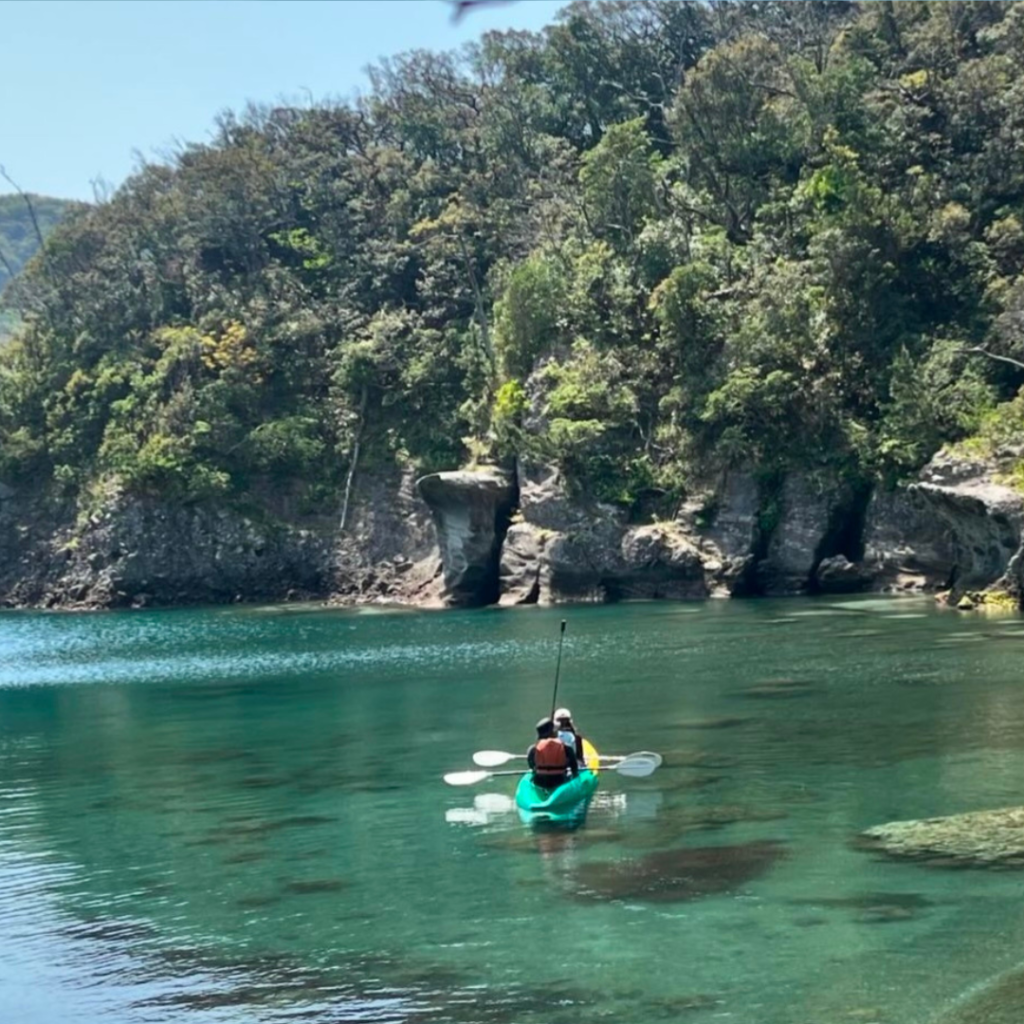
top-left (515, 738), bottom-right (600, 824)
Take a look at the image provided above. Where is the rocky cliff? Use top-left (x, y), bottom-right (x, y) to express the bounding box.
top-left (0, 469), bottom-right (440, 610)
top-left (490, 450), bottom-right (1024, 609)
top-left (1, 448), bottom-right (1022, 611)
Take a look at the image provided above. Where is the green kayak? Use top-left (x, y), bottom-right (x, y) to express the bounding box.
top-left (515, 737), bottom-right (601, 824)
top-left (515, 769), bottom-right (599, 816)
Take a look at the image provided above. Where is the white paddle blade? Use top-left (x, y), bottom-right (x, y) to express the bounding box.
top-left (472, 750), bottom-right (520, 768)
top-left (614, 757), bottom-right (659, 778)
top-left (443, 770), bottom-right (491, 786)
top-left (630, 751), bottom-right (663, 767)
top-left (598, 751), bottom-right (664, 767)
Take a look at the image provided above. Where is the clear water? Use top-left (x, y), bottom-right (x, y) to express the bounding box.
top-left (3, 597), bottom-right (1024, 1024)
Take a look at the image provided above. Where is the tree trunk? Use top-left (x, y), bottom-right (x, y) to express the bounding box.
top-left (339, 385), bottom-right (369, 533)
top-left (457, 234), bottom-right (495, 380)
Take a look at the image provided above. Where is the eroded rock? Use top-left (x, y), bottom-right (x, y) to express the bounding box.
top-left (758, 474), bottom-right (838, 596)
top-left (862, 451), bottom-right (1024, 601)
top-left (498, 522), bottom-right (548, 606)
top-left (417, 469), bottom-right (516, 607)
top-left (682, 472), bottom-right (759, 596)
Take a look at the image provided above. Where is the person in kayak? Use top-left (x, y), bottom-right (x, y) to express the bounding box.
top-left (527, 717), bottom-right (579, 789)
top-left (554, 707), bottom-right (586, 763)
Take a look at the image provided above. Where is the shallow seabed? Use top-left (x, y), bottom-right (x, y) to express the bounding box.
top-left (2, 596), bottom-right (1024, 1024)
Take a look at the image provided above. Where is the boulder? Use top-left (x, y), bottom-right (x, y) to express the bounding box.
top-left (617, 524), bottom-right (707, 599)
top-left (815, 554), bottom-right (872, 594)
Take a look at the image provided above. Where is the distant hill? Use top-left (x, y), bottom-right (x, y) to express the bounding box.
top-left (0, 193), bottom-right (74, 285)
top-left (0, 193), bottom-right (76, 339)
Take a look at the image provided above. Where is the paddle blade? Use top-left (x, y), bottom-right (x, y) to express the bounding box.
top-left (613, 756), bottom-right (659, 778)
top-left (443, 770), bottom-right (491, 786)
top-left (597, 751), bottom-right (664, 768)
top-left (629, 751), bottom-right (663, 768)
top-left (472, 750), bottom-right (520, 768)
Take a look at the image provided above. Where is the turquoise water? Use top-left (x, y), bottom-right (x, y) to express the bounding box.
top-left (3, 597), bottom-right (1024, 1023)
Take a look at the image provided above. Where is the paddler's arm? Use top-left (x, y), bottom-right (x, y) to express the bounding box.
top-left (566, 745), bottom-right (579, 778)
top-left (526, 745), bottom-right (537, 770)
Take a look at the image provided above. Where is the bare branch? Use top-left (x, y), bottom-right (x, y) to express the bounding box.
top-left (964, 346), bottom-right (1024, 373)
top-left (0, 243), bottom-right (16, 282)
top-left (0, 166), bottom-right (46, 251)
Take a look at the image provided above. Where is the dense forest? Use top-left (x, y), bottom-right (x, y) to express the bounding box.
top-left (2, 1), bottom-right (1023, 522)
top-left (0, 194), bottom-right (74, 340)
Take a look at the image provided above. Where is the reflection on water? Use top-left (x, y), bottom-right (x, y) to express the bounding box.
top-left (3, 597), bottom-right (1024, 1022)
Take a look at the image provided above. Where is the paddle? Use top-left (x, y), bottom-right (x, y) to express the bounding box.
top-left (550, 618), bottom-right (567, 721)
top-left (472, 749), bottom-right (663, 769)
top-left (444, 752), bottom-right (661, 786)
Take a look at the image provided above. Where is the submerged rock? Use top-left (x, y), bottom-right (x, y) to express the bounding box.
top-left (933, 964), bottom-right (1024, 1024)
top-left (568, 840), bottom-right (786, 903)
top-left (737, 678), bottom-right (817, 699)
top-left (787, 891), bottom-right (933, 925)
top-left (859, 806), bottom-right (1024, 867)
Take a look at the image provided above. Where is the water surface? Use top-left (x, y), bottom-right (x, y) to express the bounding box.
top-left (2, 597), bottom-right (1024, 1023)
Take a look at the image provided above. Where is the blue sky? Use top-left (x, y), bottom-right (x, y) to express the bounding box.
top-left (2, 0), bottom-right (567, 201)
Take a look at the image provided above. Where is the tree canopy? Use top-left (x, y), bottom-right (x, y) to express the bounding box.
top-left (3, 1), bottom-right (1023, 516)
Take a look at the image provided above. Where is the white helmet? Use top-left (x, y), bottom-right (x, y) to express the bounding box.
top-left (554, 707), bottom-right (573, 723)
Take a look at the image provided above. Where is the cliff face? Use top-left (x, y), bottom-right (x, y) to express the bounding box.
top-left (488, 451), bottom-right (1024, 609)
top-left (1, 450), bottom-right (1022, 611)
top-left (0, 469), bottom-right (441, 610)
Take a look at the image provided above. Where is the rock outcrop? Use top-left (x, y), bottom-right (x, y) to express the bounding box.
top-left (498, 462), bottom-right (707, 604)
top-left (492, 452), bottom-right (1024, 608)
top-left (0, 468), bottom-right (442, 610)
top-left (680, 472), bottom-right (759, 597)
top-left (1, 495), bottom-right (328, 609)
top-left (332, 468), bottom-right (441, 605)
top-left (862, 451), bottom-right (1024, 599)
top-left (416, 469), bottom-right (516, 607)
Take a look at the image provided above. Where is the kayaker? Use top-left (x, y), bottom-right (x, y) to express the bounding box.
top-left (554, 707), bottom-right (586, 763)
top-left (527, 717), bottom-right (579, 789)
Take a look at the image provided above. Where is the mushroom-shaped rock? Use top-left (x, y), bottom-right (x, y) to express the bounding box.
top-left (416, 470), bottom-right (516, 607)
